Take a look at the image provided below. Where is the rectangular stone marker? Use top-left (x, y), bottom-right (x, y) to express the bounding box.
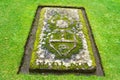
top-left (30, 7), bottom-right (96, 71)
top-left (19, 6), bottom-right (104, 76)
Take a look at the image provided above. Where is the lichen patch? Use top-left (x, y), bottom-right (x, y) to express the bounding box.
top-left (30, 7), bottom-right (96, 70)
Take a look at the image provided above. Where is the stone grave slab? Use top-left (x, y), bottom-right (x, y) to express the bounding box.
top-left (19, 6), bottom-right (104, 76)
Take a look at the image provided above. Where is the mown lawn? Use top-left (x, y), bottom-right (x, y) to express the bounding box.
top-left (0, 0), bottom-right (120, 80)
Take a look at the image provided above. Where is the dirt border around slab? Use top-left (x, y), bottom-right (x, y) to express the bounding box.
top-left (18, 5), bottom-right (105, 76)
top-left (17, 6), bottom-right (42, 74)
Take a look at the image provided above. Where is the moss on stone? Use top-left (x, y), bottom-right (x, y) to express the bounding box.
top-left (30, 8), bottom-right (96, 71)
top-left (78, 10), bottom-right (96, 67)
top-left (30, 8), bottom-right (46, 69)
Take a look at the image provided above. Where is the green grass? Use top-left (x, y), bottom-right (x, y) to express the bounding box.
top-left (0, 0), bottom-right (120, 80)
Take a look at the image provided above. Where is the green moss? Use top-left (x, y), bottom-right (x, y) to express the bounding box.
top-left (37, 62), bottom-right (91, 70)
top-left (42, 12), bottom-right (83, 59)
top-left (78, 10), bottom-right (96, 67)
top-left (30, 8), bottom-right (96, 70)
top-left (30, 8), bottom-right (46, 69)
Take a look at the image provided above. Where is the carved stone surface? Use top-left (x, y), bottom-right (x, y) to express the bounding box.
top-left (30, 7), bottom-right (96, 71)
